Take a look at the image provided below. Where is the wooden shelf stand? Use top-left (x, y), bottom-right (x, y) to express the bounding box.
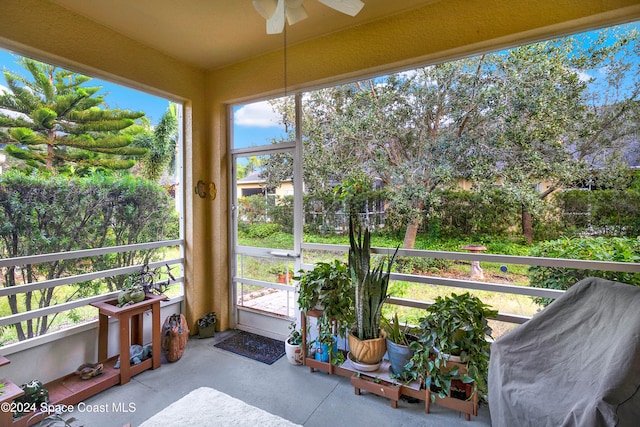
top-left (91, 293), bottom-right (164, 384)
top-left (300, 309), bottom-right (478, 421)
top-left (0, 294), bottom-right (165, 426)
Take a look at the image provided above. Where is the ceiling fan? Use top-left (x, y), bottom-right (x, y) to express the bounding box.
top-left (253, 0), bottom-right (365, 34)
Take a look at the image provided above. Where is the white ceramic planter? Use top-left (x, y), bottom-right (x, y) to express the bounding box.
top-left (285, 340), bottom-right (303, 365)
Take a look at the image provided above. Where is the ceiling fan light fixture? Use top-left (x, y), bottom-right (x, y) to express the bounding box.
top-left (317, 0), bottom-right (364, 17)
top-left (254, 0), bottom-right (365, 34)
top-left (253, 0), bottom-right (277, 20)
top-left (286, 3), bottom-right (308, 25)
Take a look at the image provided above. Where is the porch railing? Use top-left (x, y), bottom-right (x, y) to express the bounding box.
top-left (0, 239), bottom-right (184, 338)
top-left (302, 243), bottom-right (640, 324)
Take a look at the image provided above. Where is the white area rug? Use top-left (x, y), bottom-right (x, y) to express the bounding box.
top-left (139, 387), bottom-right (301, 427)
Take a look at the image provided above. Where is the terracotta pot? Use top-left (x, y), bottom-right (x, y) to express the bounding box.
top-left (348, 329), bottom-right (387, 365)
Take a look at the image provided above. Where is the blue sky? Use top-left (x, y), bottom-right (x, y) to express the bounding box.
top-left (0, 49), bottom-right (170, 125)
top-left (0, 47), bottom-right (280, 148)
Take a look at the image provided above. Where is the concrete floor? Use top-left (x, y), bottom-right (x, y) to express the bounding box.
top-left (64, 330), bottom-right (492, 426)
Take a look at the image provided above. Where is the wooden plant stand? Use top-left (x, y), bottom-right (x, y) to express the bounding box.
top-left (300, 310), bottom-right (478, 420)
top-left (0, 295), bottom-right (165, 426)
top-left (351, 374), bottom-right (402, 408)
top-left (91, 293), bottom-right (164, 384)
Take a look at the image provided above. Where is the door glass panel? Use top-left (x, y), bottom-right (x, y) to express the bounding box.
top-left (234, 152), bottom-right (296, 319)
top-left (236, 254), bottom-right (296, 317)
top-left (235, 154), bottom-right (294, 250)
top-left (232, 96), bottom-right (293, 149)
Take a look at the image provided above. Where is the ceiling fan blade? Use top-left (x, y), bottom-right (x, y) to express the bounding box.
top-left (286, 3), bottom-right (308, 25)
top-left (253, 0), bottom-right (278, 20)
top-left (317, 0), bottom-right (364, 16)
top-left (266, 0), bottom-right (286, 34)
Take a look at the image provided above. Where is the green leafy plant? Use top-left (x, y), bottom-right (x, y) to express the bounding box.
top-left (349, 217), bottom-right (397, 340)
top-left (382, 313), bottom-right (417, 346)
top-left (383, 313), bottom-right (420, 382)
top-left (309, 313), bottom-right (343, 365)
top-left (529, 236), bottom-right (640, 306)
top-left (295, 259), bottom-right (353, 334)
top-left (288, 322), bottom-right (302, 346)
top-left (197, 312), bottom-right (217, 329)
top-left (408, 292), bottom-right (497, 401)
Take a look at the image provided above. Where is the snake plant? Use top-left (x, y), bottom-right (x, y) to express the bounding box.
top-left (348, 217), bottom-right (397, 341)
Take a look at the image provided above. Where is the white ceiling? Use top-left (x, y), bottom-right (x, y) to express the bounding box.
top-left (49, 0), bottom-right (442, 70)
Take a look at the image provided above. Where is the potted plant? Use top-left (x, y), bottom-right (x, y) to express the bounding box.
top-left (197, 312), bottom-right (217, 339)
top-left (408, 292), bottom-right (498, 402)
top-left (382, 313), bottom-right (419, 380)
top-left (347, 217), bottom-right (397, 366)
top-left (296, 261), bottom-right (352, 367)
top-left (285, 322), bottom-right (303, 365)
top-left (295, 259), bottom-right (353, 332)
top-left (269, 264), bottom-right (293, 284)
top-left (117, 263), bottom-right (175, 307)
top-left (311, 313), bottom-right (339, 363)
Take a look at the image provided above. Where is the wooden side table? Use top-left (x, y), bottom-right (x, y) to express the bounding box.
top-left (91, 293), bottom-right (165, 384)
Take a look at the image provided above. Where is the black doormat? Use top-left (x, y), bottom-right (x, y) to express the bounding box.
top-left (214, 331), bottom-right (285, 365)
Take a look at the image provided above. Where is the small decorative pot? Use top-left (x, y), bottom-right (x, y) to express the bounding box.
top-left (198, 323), bottom-right (216, 339)
top-left (285, 340), bottom-right (303, 365)
top-left (314, 339), bottom-right (337, 363)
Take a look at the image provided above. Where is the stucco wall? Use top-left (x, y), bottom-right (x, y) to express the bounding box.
top-left (0, 0), bottom-right (213, 330)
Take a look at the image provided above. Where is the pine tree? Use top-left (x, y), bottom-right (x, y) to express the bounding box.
top-left (135, 104), bottom-right (178, 182)
top-left (0, 57), bottom-right (147, 174)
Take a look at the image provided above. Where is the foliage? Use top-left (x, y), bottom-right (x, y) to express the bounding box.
top-left (309, 312), bottom-right (343, 365)
top-left (239, 222), bottom-right (281, 239)
top-left (349, 217), bottom-right (397, 340)
top-left (393, 256), bottom-right (453, 275)
top-left (237, 195), bottom-right (293, 234)
top-left (528, 236), bottom-right (640, 306)
top-left (0, 171), bottom-right (177, 340)
top-left (287, 322), bottom-right (302, 346)
top-left (427, 188), bottom-right (521, 238)
top-left (117, 263), bottom-right (175, 307)
top-left (197, 312), bottom-right (217, 328)
top-left (382, 312), bottom-right (417, 346)
top-left (558, 188), bottom-right (640, 237)
top-left (408, 292), bottom-right (497, 402)
top-left (135, 104), bottom-right (179, 182)
top-left (267, 26), bottom-right (640, 246)
top-left (0, 57), bottom-right (146, 174)
top-left (295, 259), bottom-right (353, 334)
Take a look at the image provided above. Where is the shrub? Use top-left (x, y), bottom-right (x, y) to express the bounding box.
top-left (240, 222), bottom-right (281, 238)
top-left (0, 171), bottom-right (178, 340)
top-left (558, 189), bottom-right (640, 237)
top-left (528, 236), bottom-right (640, 306)
top-left (394, 256), bottom-right (453, 274)
top-left (426, 188), bottom-right (520, 239)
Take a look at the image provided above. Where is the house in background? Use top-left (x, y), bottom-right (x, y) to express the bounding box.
top-left (237, 170), bottom-right (293, 199)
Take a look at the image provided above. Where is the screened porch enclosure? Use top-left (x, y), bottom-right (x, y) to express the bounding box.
top-left (0, 0), bottom-right (639, 425)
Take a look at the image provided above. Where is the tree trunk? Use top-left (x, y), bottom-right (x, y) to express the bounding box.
top-left (403, 220), bottom-right (420, 249)
top-left (403, 200), bottom-right (426, 249)
top-left (521, 206), bottom-right (533, 245)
